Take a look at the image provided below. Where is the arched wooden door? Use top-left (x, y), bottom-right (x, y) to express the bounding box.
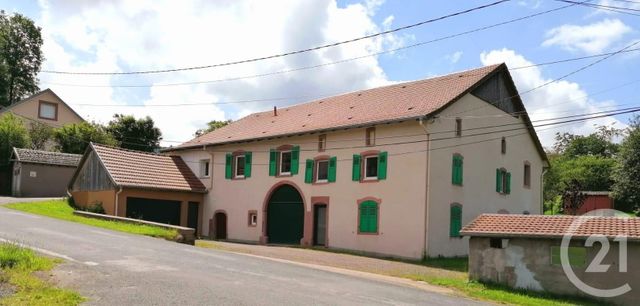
top-left (214, 212), bottom-right (227, 240)
top-left (266, 184), bottom-right (304, 244)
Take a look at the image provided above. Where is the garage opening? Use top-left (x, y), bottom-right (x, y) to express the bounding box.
top-left (126, 197), bottom-right (181, 225)
top-left (266, 184), bottom-right (304, 244)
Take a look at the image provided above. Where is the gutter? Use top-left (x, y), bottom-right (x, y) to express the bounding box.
top-left (541, 167), bottom-right (548, 214)
top-left (114, 186), bottom-right (123, 216)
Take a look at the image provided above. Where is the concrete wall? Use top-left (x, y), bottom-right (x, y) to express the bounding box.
top-left (2, 90), bottom-right (84, 127)
top-left (175, 93), bottom-right (545, 259)
top-left (426, 94), bottom-right (545, 257)
top-left (72, 190), bottom-right (117, 214)
top-left (12, 163), bottom-right (77, 197)
top-left (468, 237), bottom-right (639, 305)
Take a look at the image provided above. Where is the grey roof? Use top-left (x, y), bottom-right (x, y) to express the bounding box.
top-left (12, 148), bottom-right (82, 167)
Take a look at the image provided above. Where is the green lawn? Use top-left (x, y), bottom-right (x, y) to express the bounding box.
top-left (0, 243), bottom-right (84, 305)
top-left (5, 200), bottom-right (177, 240)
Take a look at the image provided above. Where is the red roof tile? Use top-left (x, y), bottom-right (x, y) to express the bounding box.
top-left (461, 214), bottom-right (640, 241)
top-left (174, 64), bottom-right (503, 149)
top-left (92, 144), bottom-right (206, 193)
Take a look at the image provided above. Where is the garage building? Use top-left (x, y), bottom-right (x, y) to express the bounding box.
top-left (11, 148), bottom-right (81, 197)
top-left (69, 143), bottom-right (206, 234)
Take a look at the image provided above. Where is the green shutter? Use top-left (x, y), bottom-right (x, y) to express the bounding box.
top-left (269, 149), bottom-right (277, 176)
top-left (291, 146), bottom-right (300, 175)
top-left (452, 155), bottom-right (463, 185)
top-left (225, 153), bottom-right (232, 179)
top-left (506, 172), bottom-right (511, 194)
top-left (495, 169), bottom-right (502, 193)
top-left (352, 154), bottom-right (361, 181)
top-left (244, 152), bottom-right (252, 178)
top-left (450, 205), bottom-right (462, 237)
top-left (458, 156), bottom-right (463, 185)
top-left (328, 156), bottom-right (337, 182)
top-left (377, 151), bottom-right (388, 180)
top-left (359, 201), bottom-right (378, 233)
top-left (304, 159), bottom-right (314, 184)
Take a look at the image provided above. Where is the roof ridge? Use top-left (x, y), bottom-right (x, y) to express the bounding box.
top-left (14, 147), bottom-right (82, 157)
top-left (91, 142), bottom-right (165, 157)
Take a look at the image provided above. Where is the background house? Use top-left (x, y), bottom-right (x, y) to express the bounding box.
top-left (461, 213), bottom-right (640, 305)
top-left (68, 143), bottom-right (206, 235)
top-left (167, 63), bottom-right (548, 259)
top-left (10, 148), bottom-right (81, 197)
top-left (574, 191), bottom-right (615, 215)
top-left (0, 88), bottom-right (85, 129)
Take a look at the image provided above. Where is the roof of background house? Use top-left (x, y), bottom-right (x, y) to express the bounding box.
top-left (581, 191), bottom-right (611, 196)
top-left (11, 148), bottom-right (82, 167)
top-left (86, 143), bottom-right (206, 193)
top-left (461, 214), bottom-right (640, 241)
top-left (172, 64), bottom-right (509, 149)
top-left (0, 88), bottom-right (85, 122)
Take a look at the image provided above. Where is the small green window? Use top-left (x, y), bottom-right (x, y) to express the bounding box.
top-left (452, 155), bottom-right (463, 185)
top-left (450, 204), bottom-right (462, 237)
top-left (359, 200), bottom-right (378, 233)
top-left (496, 168), bottom-right (510, 194)
top-left (550, 246), bottom-right (586, 267)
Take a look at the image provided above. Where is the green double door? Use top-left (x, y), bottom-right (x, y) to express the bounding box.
top-left (267, 185), bottom-right (304, 244)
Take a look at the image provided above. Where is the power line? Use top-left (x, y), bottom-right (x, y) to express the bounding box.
top-left (39, 0), bottom-right (511, 76)
top-left (555, 0), bottom-right (640, 15)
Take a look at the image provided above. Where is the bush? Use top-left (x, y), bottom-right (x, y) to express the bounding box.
top-left (86, 201), bottom-right (105, 214)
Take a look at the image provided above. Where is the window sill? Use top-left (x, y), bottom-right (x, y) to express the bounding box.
top-left (357, 231), bottom-right (379, 235)
top-left (360, 177), bottom-right (380, 183)
top-left (276, 173), bottom-right (292, 178)
top-left (233, 176), bottom-right (246, 180)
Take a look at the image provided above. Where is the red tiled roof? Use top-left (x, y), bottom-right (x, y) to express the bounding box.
top-left (92, 144), bottom-right (206, 193)
top-left (461, 214), bottom-right (640, 241)
top-left (175, 64), bottom-right (503, 149)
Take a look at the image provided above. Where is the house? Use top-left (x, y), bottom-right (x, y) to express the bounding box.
top-left (10, 148), bottom-right (82, 197)
top-left (573, 191), bottom-right (614, 215)
top-left (165, 63), bottom-right (548, 259)
top-left (0, 88), bottom-right (85, 129)
top-left (68, 143), bottom-right (207, 235)
top-left (461, 213), bottom-right (640, 305)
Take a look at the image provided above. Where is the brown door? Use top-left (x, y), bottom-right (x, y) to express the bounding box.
top-left (313, 204), bottom-right (327, 246)
top-left (215, 212), bottom-right (227, 240)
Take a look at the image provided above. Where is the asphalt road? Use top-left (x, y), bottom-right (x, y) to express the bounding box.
top-left (0, 202), bottom-right (485, 305)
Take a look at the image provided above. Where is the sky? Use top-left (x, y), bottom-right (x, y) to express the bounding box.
top-left (1, 0), bottom-right (639, 148)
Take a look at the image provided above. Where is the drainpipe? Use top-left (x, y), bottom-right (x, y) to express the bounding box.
top-left (540, 167), bottom-right (548, 214)
top-left (114, 186), bottom-right (123, 216)
top-left (419, 116), bottom-right (431, 259)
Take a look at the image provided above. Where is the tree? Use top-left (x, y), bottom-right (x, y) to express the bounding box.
top-left (106, 114), bottom-right (162, 152)
top-left (561, 179), bottom-right (587, 215)
top-left (0, 113), bottom-right (29, 166)
top-left (195, 120), bottom-right (231, 137)
top-left (27, 121), bottom-right (53, 150)
top-left (612, 116), bottom-right (640, 213)
top-left (53, 122), bottom-right (116, 154)
top-left (553, 125), bottom-right (621, 157)
top-left (0, 11), bottom-right (44, 106)
top-left (544, 154), bottom-right (616, 203)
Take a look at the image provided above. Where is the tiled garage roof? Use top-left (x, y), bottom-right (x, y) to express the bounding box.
top-left (461, 214), bottom-right (640, 241)
top-left (12, 148), bottom-right (81, 167)
top-left (173, 64), bottom-right (503, 149)
top-left (92, 144), bottom-right (206, 193)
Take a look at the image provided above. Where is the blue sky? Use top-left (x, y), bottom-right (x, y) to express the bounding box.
top-left (2, 0), bottom-right (639, 147)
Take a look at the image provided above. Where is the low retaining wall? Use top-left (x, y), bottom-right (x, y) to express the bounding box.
top-left (73, 211), bottom-right (195, 245)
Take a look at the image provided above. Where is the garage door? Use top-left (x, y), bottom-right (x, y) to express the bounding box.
top-left (126, 197), bottom-right (181, 226)
top-left (266, 184), bottom-right (304, 244)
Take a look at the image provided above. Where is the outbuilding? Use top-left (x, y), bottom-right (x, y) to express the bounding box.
top-left (461, 213), bottom-right (640, 305)
top-left (11, 148), bottom-right (82, 197)
top-left (68, 143), bottom-right (207, 234)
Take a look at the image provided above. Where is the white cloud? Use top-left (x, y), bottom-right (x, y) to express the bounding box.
top-left (445, 51), bottom-right (463, 64)
top-left (34, 0), bottom-right (405, 145)
top-left (542, 19), bottom-right (632, 54)
top-left (596, 0), bottom-right (640, 14)
top-left (480, 48), bottom-right (625, 147)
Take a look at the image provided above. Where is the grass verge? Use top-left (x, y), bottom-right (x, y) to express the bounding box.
top-left (0, 243), bottom-right (84, 305)
top-left (5, 200), bottom-right (177, 240)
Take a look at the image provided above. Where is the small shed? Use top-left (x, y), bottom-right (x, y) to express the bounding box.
top-left (461, 214), bottom-right (640, 305)
top-left (574, 191), bottom-right (614, 215)
top-left (11, 148), bottom-right (81, 197)
top-left (68, 143), bottom-right (207, 234)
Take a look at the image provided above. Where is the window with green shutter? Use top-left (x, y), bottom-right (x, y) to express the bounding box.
top-left (352, 154), bottom-right (361, 181)
top-left (291, 146), bottom-right (300, 175)
top-left (269, 149), bottom-right (277, 176)
top-left (450, 204), bottom-right (462, 237)
top-left (452, 155), bottom-right (463, 185)
top-left (304, 159), bottom-right (314, 183)
top-left (377, 151), bottom-right (387, 180)
top-left (359, 200), bottom-right (378, 233)
top-left (328, 156), bottom-right (337, 182)
top-left (244, 152), bottom-right (252, 178)
top-left (225, 153), bottom-right (232, 179)
top-left (496, 168), bottom-right (510, 194)
top-left (505, 172), bottom-right (511, 194)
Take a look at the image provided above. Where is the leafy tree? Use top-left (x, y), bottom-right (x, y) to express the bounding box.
top-left (195, 120), bottom-right (231, 137)
top-left (544, 154), bottom-right (616, 203)
top-left (27, 121), bottom-right (53, 150)
top-left (612, 116), bottom-right (640, 213)
top-left (553, 125), bottom-right (621, 157)
top-left (0, 11), bottom-right (44, 106)
top-left (0, 113), bottom-right (29, 165)
top-left (106, 114), bottom-right (162, 152)
top-left (561, 179), bottom-right (587, 215)
top-left (53, 122), bottom-right (116, 154)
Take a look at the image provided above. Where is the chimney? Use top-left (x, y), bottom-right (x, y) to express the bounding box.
top-left (273, 106), bottom-right (278, 116)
